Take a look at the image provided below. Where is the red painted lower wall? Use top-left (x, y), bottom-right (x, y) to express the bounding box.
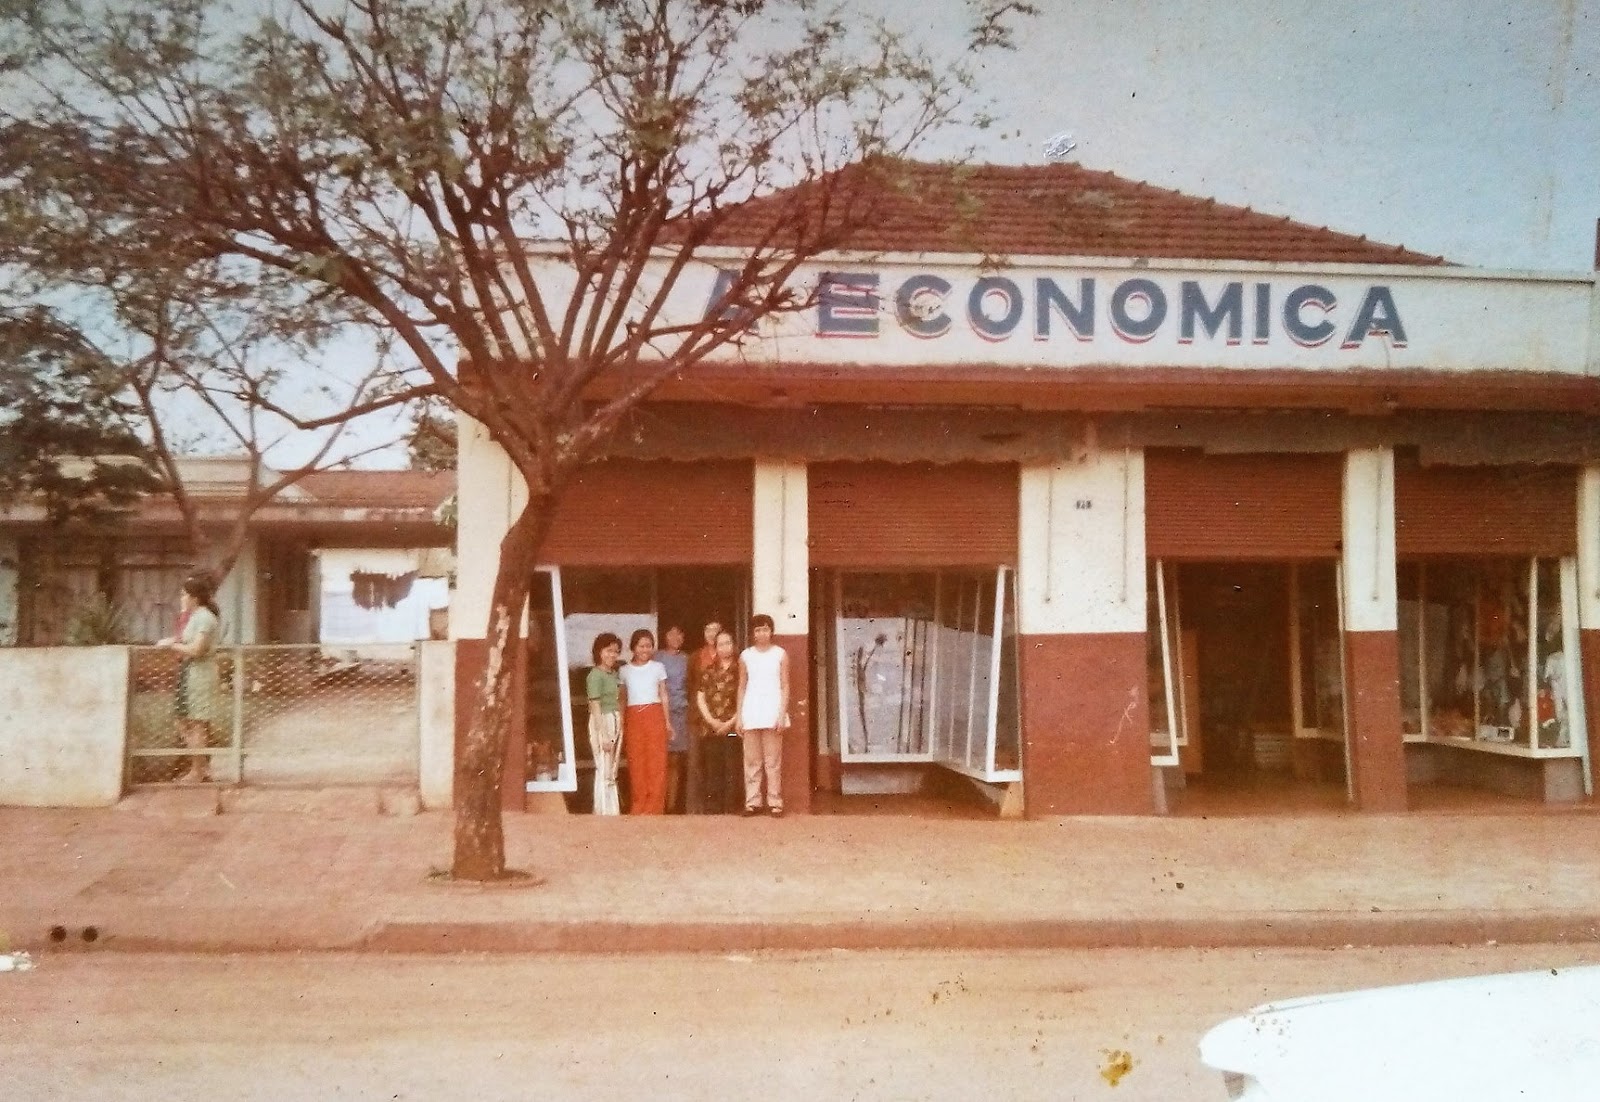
top-left (1582, 629), bottom-right (1600, 796)
top-left (1343, 630), bottom-right (1407, 811)
top-left (1019, 633), bottom-right (1155, 816)
top-left (454, 638), bottom-right (526, 813)
top-left (776, 634), bottom-right (812, 814)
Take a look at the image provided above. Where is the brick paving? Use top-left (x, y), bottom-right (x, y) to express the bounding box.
top-left (4, 797), bottom-right (1600, 954)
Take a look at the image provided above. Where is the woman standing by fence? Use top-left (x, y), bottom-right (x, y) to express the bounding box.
top-left (158, 574), bottom-right (222, 784)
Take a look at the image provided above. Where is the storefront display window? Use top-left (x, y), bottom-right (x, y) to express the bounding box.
top-left (1535, 558), bottom-right (1569, 750)
top-left (1399, 557), bottom-right (1583, 756)
top-left (837, 572), bottom-right (935, 758)
top-left (829, 568), bottom-right (1019, 781)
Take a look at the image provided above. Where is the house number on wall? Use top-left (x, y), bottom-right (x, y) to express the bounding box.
top-left (1075, 499), bottom-right (1092, 510)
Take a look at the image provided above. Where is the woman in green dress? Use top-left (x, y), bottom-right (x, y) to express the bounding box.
top-left (159, 574), bottom-right (222, 784)
top-left (586, 632), bottom-right (624, 815)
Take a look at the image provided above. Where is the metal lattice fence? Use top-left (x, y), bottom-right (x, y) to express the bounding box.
top-left (127, 643), bottom-right (421, 786)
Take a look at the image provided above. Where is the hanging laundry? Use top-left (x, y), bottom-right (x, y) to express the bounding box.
top-left (349, 570), bottom-right (418, 610)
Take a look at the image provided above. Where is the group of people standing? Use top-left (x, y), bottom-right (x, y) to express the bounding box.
top-left (585, 615), bottom-right (789, 817)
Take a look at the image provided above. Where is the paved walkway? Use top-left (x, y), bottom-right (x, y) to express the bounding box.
top-left (5, 793), bottom-right (1600, 954)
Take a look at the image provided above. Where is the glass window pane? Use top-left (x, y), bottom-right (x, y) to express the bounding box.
top-left (1398, 562), bottom-right (1423, 736)
top-left (838, 572), bottom-right (935, 757)
top-left (1424, 562), bottom-right (1476, 739)
top-left (1535, 558), bottom-right (1570, 749)
top-left (1147, 563), bottom-right (1172, 744)
top-left (1474, 560), bottom-right (1530, 744)
top-left (525, 570), bottom-right (570, 784)
top-left (994, 571), bottom-right (1020, 772)
top-left (968, 575), bottom-right (995, 772)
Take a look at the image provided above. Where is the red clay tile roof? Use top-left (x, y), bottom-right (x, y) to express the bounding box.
top-left (698, 159), bottom-right (1446, 266)
top-left (294, 470), bottom-right (455, 510)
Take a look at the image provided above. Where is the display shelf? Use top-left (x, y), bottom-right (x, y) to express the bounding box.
top-left (1422, 734), bottom-right (1582, 760)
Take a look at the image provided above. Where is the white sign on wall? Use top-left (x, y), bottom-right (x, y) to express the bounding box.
top-left (671, 257), bottom-right (1595, 375)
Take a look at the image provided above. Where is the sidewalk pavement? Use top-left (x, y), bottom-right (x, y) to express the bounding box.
top-left (5, 791), bottom-right (1600, 955)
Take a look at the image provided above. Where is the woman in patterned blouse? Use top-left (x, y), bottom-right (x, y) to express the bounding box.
top-left (694, 629), bottom-right (742, 814)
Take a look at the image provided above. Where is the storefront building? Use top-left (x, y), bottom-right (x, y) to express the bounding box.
top-left (448, 161), bottom-right (1600, 816)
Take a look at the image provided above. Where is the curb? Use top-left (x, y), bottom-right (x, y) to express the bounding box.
top-left (358, 914), bottom-right (1600, 954)
top-left (14, 912), bottom-right (1600, 955)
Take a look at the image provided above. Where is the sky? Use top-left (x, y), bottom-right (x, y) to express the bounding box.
top-left (892, 0), bottom-right (1599, 271)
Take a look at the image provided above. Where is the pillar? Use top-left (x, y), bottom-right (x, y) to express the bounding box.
top-left (1016, 449), bottom-right (1154, 815)
top-left (752, 461), bottom-right (811, 813)
top-left (449, 414), bottom-right (524, 811)
top-left (1341, 446), bottom-right (1407, 811)
top-left (1577, 467), bottom-right (1600, 795)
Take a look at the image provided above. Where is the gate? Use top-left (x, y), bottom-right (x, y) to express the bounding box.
top-left (127, 643), bottom-right (422, 786)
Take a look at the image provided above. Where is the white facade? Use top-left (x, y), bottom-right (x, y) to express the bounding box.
top-left (1017, 451), bottom-right (1147, 637)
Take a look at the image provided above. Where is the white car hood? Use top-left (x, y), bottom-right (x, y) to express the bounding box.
top-left (1199, 965), bottom-right (1600, 1102)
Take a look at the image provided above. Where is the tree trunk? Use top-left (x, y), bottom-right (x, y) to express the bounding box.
top-left (451, 498), bottom-right (551, 881)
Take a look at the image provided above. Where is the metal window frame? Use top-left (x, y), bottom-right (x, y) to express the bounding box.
top-left (525, 565), bottom-right (578, 793)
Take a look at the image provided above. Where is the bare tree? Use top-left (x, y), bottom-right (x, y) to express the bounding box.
top-left (1, 0), bottom-right (1032, 878)
top-left (2, 122), bottom-right (429, 581)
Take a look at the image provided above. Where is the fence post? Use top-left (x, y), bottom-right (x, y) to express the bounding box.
top-left (232, 644), bottom-right (245, 783)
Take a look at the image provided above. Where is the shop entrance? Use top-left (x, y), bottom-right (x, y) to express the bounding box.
top-left (656, 567), bottom-right (749, 652)
top-left (519, 564), bottom-right (752, 811)
top-left (1150, 560), bottom-right (1350, 809)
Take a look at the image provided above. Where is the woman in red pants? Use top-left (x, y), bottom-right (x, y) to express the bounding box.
top-left (617, 628), bottom-right (673, 814)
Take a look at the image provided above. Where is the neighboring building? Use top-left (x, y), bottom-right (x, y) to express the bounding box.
top-left (1, 457), bottom-right (454, 647)
top-left (447, 159), bottom-right (1600, 815)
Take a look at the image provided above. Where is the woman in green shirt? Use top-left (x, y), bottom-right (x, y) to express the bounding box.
top-left (586, 632), bottom-right (624, 815)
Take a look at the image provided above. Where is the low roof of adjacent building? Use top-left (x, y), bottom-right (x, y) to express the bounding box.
top-left (698, 158), bottom-right (1447, 266)
top-left (292, 469), bottom-right (455, 511)
top-left (165, 458), bottom-right (454, 510)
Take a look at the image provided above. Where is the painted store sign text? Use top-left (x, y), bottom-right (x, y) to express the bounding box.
top-left (709, 270), bottom-right (1408, 350)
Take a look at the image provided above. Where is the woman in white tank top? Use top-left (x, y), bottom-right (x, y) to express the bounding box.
top-left (736, 614), bottom-right (789, 815)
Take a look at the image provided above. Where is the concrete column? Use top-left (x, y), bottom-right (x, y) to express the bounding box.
top-left (450, 413), bottom-right (514, 641)
top-left (447, 414), bottom-right (523, 810)
top-left (1341, 446), bottom-right (1407, 811)
top-left (1577, 467), bottom-right (1600, 795)
top-left (1016, 449), bottom-right (1153, 815)
top-left (752, 461), bottom-right (811, 813)
top-left (418, 639), bottom-right (456, 810)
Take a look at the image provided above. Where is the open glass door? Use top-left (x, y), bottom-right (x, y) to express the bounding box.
top-left (930, 568), bottom-right (1019, 782)
top-left (525, 566), bottom-right (578, 793)
top-left (832, 568), bottom-right (1020, 781)
top-left (1148, 560), bottom-right (1185, 766)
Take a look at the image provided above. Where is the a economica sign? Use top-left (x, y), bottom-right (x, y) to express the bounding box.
top-left (707, 269), bottom-right (1407, 351)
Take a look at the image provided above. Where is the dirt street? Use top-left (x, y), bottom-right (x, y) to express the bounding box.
top-left (3, 944), bottom-right (1595, 1101)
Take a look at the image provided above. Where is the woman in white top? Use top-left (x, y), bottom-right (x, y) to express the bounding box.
top-left (736, 613), bottom-right (789, 816)
top-left (617, 628), bottom-right (673, 814)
